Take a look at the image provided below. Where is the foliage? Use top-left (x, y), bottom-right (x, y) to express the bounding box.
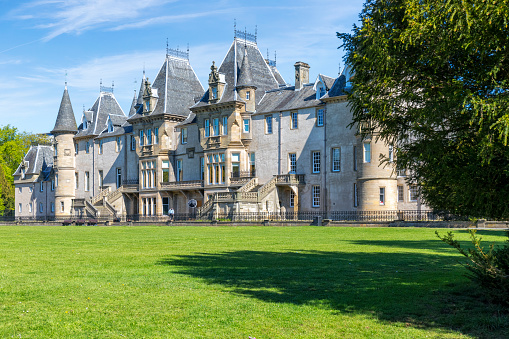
top-left (437, 229), bottom-right (509, 306)
top-left (0, 125), bottom-right (50, 215)
top-left (0, 226), bottom-right (508, 338)
top-left (338, 0), bottom-right (509, 219)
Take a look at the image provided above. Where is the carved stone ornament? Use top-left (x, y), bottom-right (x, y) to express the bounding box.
top-left (64, 149), bottom-right (71, 156)
top-left (208, 61), bottom-right (220, 84)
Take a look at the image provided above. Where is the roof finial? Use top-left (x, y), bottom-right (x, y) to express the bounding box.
top-left (267, 49), bottom-right (269, 60)
top-left (112, 81), bottom-right (114, 93)
top-left (244, 27), bottom-right (247, 49)
top-left (338, 62), bottom-right (341, 76)
top-left (143, 63), bottom-right (145, 79)
top-left (83, 104), bottom-right (85, 112)
top-left (187, 43), bottom-right (189, 58)
top-left (255, 25), bottom-right (257, 42)
top-left (274, 51), bottom-right (277, 66)
top-left (64, 69), bottom-right (68, 89)
top-left (166, 38), bottom-right (169, 56)
top-left (234, 19), bottom-right (237, 39)
top-left (100, 78), bottom-right (102, 92)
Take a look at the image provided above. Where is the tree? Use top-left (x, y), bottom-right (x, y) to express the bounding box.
top-left (338, 0), bottom-right (509, 219)
top-left (0, 125), bottom-right (51, 215)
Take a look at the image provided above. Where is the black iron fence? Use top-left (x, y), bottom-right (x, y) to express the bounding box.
top-left (1, 210), bottom-right (472, 224)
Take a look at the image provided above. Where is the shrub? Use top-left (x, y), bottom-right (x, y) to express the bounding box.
top-left (436, 230), bottom-right (509, 306)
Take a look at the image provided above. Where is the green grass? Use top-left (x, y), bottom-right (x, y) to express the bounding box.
top-left (0, 226), bottom-right (508, 338)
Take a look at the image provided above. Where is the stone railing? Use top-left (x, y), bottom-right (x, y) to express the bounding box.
top-left (276, 174), bottom-right (305, 185)
top-left (230, 177), bottom-right (251, 186)
top-left (91, 187), bottom-right (110, 205)
top-left (104, 200), bottom-right (117, 217)
top-left (258, 176), bottom-right (278, 201)
top-left (160, 180), bottom-right (204, 190)
top-left (106, 188), bottom-right (123, 203)
top-left (216, 192), bottom-right (258, 203)
top-left (237, 177), bottom-right (258, 192)
top-left (85, 199), bottom-right (98, 217)
top-left (197, 194), bottom-right (215, 216)
top-left (122, 184), bottom-right (139, 193)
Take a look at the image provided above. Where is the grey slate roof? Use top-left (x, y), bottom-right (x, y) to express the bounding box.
top-left (128, 91), bottom-right (137, 117)
top-left (321, 75), bottom-right (348, 99)
top-left (257, 84), bottom-right (322, 114)
top-left (51, 87), bottom-right (77, 134)
top-left (268, 64), bottom-right (286, 86)
top-left (129, 55), bottom-right (203, 119)
top-left (194, 38), bottom-right (281, 107)
top-left (13, 145), bottom-right (54, 179)
top-left (75, 91), bottom-right (126, 138)
top-left (319, 74), bottom-right (336, 91)
top-left (176, 112), bottom-right (197, 127)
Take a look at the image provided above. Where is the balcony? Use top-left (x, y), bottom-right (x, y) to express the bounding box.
top-left (275, 174), bottom-right (305, 185)
top-left (160, 180), bottom-right (204, 190)
top-left (230, 170), bottom-right (256, 186)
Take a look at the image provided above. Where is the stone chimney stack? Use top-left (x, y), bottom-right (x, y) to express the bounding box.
top-left (294, 61), bottom-right (310, 90)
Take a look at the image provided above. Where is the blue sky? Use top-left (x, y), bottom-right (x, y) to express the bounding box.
top-left (0, 0), bottom-right (363, 134)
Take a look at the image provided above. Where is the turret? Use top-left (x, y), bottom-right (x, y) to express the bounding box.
top-left (51, 84), bottom-right (77, 218)
top-left (236, 48), bottom-right (257, 112)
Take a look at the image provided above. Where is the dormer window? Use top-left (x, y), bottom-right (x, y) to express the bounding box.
top-left (83, 120), bottom-right (87, 129)
top-left (246, 91), bottom-right (250, 100)
top-left (212, 87), bottom-right (217, 99)
top-left (145, 100), bottom-right (150, 112)
top-left (316, 82), bottom-right (326, 99)
top-left (108, 119), bottom-right (114, 133)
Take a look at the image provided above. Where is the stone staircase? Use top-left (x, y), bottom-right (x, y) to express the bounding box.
top-left (88, 186), bottom-right (125, 219)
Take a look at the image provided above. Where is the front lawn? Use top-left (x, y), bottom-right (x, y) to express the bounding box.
top-left (0, 226), bottom-right (507, 338)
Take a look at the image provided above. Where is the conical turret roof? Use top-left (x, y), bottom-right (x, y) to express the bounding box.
top-left (236, 48), bottom-right (255, 88)
top-left (51, 86), bottom-right (77, 134)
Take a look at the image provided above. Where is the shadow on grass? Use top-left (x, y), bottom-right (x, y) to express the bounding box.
top-left (158, 247), bottom-right (509, 338)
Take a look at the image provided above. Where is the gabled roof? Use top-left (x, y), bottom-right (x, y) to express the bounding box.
top-left (75, 91), bottom-right (126, 138)
top-left (51, 86), bottom-right (77, 134)
top-left (13, 145), bottom-right (54, 179)
top-left (321, 75), bottom-right (348, 99)
top-left (194, 38), bottom-right (282, 107)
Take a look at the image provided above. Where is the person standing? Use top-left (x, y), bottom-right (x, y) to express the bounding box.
top-left (168, 208), bottom-right (175, 221)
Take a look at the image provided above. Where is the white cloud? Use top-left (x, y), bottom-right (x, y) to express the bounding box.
top-left (10, 0), bottom-right (177, 41)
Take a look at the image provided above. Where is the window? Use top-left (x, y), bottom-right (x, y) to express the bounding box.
top-left (75, 172), bottom-right (78, 189)
top-left (131, 135), bottom-right (136, 151)
top-left (83, 120), bottom-right (88, 129)
top-left (145, 99), bottom-right (150, 112)
top-left (249, 153), bottom-right (255, 175)
top-left (147, 129), bottom-right (152, 145)
top-left (265, 115), bottom-right (273, 134)
top-left (397, 185), bottom-right (404, 202)
top-left (205, 119), bottom-right (210, 137)
top-left (206, 153), bottom-right (225, 184)
top-left (246, 91), bottom-right (250, 100)
top-left (231, 153), bottom-right (240, 178)
top-left (39, 202), bottom-right (43, 213)
top-left (116, 137), bottom-right (121, 152)
top-left (75, 143), bottom-right (78, 155)
top-left (222, 116), bottom-right (228, 135)
top-left (181, 128), bottom-right (188, 144)
top-left (289, 153), bottom-right (297, 174)
top-left (316, 109), bottom-right (324, 127)
top-left (86, 141), bottom-right (90, 154)
top-left (99, 170), bottom-right (104, 188)
top-left (139, 130), bottom-right (144, 146)
top-left (154, 128), bottom-right (159, 144)
top-left (363, 142), bottom-right (371, 163)
top-left (290, 190), bottom-right (295, 207)
top-left (21, 168), bottom-right (25, 179)
top-left (332, 147), bottom-right (341, 172)
top-left (312, 151), bottom-right (321, 173)
top-left (98, 139), bottom-right (103, 154)
top-left (116, 168), bottom-right (122, 189)
top-left (353, 146), bottom-right (357, 171)
top-left (312, 186), bottom-right (320, 207)
top-left (212, 87), bottom-right (217, 99)
top-left (28, 203), bottom-right (32, 213)
top-left (29, 186), bottom-right (33, 193)
top-left (51, 179), bottom-right (54, 191)
top-left (60, 201), bottom-right (64, 213)
top-left (85, 172), bottom-right (90, 191)
top-left (213, 118), bottom-right (219, 136)
top-left (40, 182), bottom-right (44, 192)
top-left (51, 202), bottom-right (54, 213)
top-left (354, 183), bottom-right (358, 207)
top-left (176, 159), bottom-right (183, 181)
top-left (409, 186), bottom-right (419, 202)
top-left (18, 187), bottom-right (21, 194)
top-left (243, 119), bottom-right (250, 133)
top-left (291, 112), bottom-right (298, 129)
top-left (389, 145), bottom-right (394, 162)
top-left (162, 161), bottom-right (170, 182)
top-left (162, 197), bottom-right (169, 215)
top-left (200, 157), bottom-right (205, 180)
top-left (108, 119), bottom-right (114, 133)
top-left (379, 187), bottom-right (385, 205)
top-left (55, 174), bottom-right (58, 188)
top-left (18, 203), bottom-right (22, 213)
top-left (141, 161), bottom-right (156, 188)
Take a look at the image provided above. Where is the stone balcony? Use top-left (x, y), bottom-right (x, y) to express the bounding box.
top-left (160, 180), bottom-right (204, 190)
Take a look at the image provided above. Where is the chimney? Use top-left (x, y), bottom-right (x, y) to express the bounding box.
top-left (294, 61), bottom-right (310, 90)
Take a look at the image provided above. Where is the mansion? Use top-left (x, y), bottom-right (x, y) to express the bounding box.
top-left (14, 30), bottom-right (424, 220)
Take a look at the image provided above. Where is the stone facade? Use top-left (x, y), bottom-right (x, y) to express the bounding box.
top-left (13, 31), bottom-right (426, 220)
